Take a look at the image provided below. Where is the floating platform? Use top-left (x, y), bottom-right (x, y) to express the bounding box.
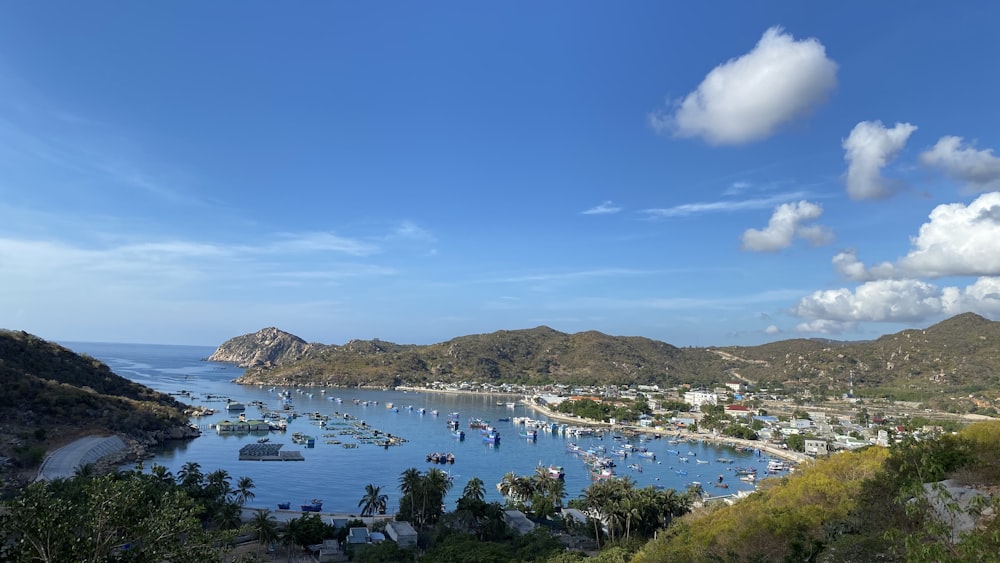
top-left (238, 443), bottom-right (304, 461)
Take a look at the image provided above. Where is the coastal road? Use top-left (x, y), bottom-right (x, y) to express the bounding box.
top-left (35, 435), bottom-right (128, 482)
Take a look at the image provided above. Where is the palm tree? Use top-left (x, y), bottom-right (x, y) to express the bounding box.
top-left (399, 467), bottom-right (422, 522)
top-left (497, 471), bottom-right (518, 500)
top-left (215, 501), bottom-right (244, 531)
top-left (233, 476), bottom-right (256, 506)
top-left (461, 477), bottom-right (485, 503)
top-left (177, 461), bottom-right (203, 489)
top-left (423, 468), bottom-right (453, 525)
top-left (249, 509), bottom-right (279, 556)
top-left (205, 469), bottom-right (233, 503)
top-left (358, 483), bottom-right (388, 525)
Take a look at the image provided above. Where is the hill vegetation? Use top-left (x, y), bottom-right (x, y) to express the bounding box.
top-left (0, 330), bottom-right (194, 487)
top-left (226, 314), bottom-right (1000, 414)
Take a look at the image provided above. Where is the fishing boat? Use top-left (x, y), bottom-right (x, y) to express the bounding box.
top-left (520, 429), bottom-right (537, 440)
top-left (300, 499), bottom-right (323, 512)
top-left (277, 502), bottom-right (290, 510)
top-left (590, 467), bottom-right (615, 480)
top-left (548, 465), bottom-right (565, 479)
top-left (451, 430), bottom-right (465, 440)
top-left (482, 431), bottom-right (501, 444)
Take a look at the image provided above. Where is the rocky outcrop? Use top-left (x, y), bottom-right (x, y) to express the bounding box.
top-left (207, 327), bottom-right (315, 368)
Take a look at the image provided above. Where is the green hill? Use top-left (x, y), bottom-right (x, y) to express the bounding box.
top-left (227, 314), bottom-right (1000, 414)
top-left (0, 330), bottom-right (194, 478)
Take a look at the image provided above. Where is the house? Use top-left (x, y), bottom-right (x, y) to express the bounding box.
top-left (503, 510), bottom-right (537, 535)
top-left (347, 527), bottom-right (370, 547)
top-left (384, 521), bottom-right (418, 548)
top-left (803, 439), bottom-right (828, 456)
top-left (637, 414), bottom-right (655, 427)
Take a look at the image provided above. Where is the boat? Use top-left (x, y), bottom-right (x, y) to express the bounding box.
top-left (226, 401), bottom-right (246, 412)
top-left (548, 465), bottom-right (565, 479)
top-left (590, 467), bottom-right (615, 480)
top-left (451, 430), bottom-right (465, 440)
top-left (482, 431), bottom-right (500, 444)
top-left (628, 463), bottom-right (642, 472)
top-left (301, 499), bottom-right (323, 512)
top-left (506, 402), bottom-right (516, 408)
top-left (277, 502), bottom-right (290, 510)
top-left (520, 430), bottom-right (537, 440)
top-left (675, 470), bottom-right (688, 476)
top-left (637, 451), bottom-right (656, 460)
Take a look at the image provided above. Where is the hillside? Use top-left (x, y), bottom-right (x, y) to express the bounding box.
top-left (0, 330), bottom-right (195, 481)
top-left (223, 314), bottom-right (1000, 413)
top-left (231, 326), bottom-right (728, 389)
top-left (715, 312), bottom-right (1000, 411)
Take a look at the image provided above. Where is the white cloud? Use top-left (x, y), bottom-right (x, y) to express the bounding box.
top-left (741, 201), bottom-right (833, 252)
top-left (643, 191), bottom-right (809, 218)
top-left (792, 277), bottom-right (1000, 332)
top-left (842, 120), bottom-right (918, 200)
top-left (897, 192), bottom-right (1000, 277)
top-left (919, 136), bottom-right (1000, 192)
top-left (837, 192), bottom-right (1000, 279)
top-left (649, 26), bottom-right (838, 145)
top-left (582, 201), bottom-right (623, 215)
top-left (764, 325), bottom-right (781, 335)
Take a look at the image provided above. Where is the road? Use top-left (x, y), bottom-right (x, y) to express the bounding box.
top-left (35, 435), bottom-right (128, 481)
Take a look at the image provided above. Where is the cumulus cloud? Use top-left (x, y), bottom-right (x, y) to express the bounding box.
top-left (582, 201), bottom-right (623, 215)
top-left (919, 136), bottom-right (1000, 192)
top-left (837, 192), bottom-right (1000, 279)
top-left (764, 325), bottom-right (781, 335)
top-left (741, 200), bottom-right (833, 252)
top-left (897, 192), bottom-right (1000, 277)
top-left (648, 26), bottom-right (838, 145)
top-left (792, 277), bottom-right (1000, 333)
top-left (842, 120), bottom-right (918, 200)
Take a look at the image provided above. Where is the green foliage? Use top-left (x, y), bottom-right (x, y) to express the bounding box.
top-left (397, 467), bottom-right (453, 528)
top-left (785, 433), bottom-right (805, 452)
top-left (556, 397), bottom-right (652, 423)
top-left (0, 471), bottom-right (228, 562)
top-left (0, 330), bottom-right (192, 469)
top-left (632, 447), bottom-right (890, 562)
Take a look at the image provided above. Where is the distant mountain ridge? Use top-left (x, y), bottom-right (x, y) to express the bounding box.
top-left (218, 313), bottom-right (1000, 413)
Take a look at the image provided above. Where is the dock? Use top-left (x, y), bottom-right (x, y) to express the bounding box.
top-left (238, 443), bottom-right (304, 461)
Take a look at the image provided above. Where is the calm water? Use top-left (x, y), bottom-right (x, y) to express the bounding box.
top-left (63, 342), bottom-right (762, 514)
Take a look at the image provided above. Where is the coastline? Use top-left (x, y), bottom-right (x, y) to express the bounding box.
top-left (520, 399), bottom-right (812, 465)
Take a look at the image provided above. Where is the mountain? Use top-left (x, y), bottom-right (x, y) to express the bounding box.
top-left (207, 326), bottom-right (317, 367)
top-left (221, 314), bottom-right (1000, 413)
top-left (0, 330), bottom-right (195, 480)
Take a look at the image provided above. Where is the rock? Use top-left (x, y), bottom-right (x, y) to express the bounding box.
top-left (207, 327), bottom-right (315, 368)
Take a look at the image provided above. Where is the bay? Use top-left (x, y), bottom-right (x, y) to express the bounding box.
top-left (63, 342), bottom-right (762, 515)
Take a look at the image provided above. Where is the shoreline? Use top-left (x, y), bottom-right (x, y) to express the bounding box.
top-left (521, 399), bottom-right (811, 465)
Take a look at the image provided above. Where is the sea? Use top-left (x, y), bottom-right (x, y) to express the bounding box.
top-left (61, 342), bottom-right (764, 515)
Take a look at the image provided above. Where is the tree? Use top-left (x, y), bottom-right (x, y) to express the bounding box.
top-left (233, 475), bottom-right (256, 506)
top-left (785, 433), bottom-right (805, 452)
top-left (461, 476), bottom-right (486, 503)
top-left (359, 483), bottom-right (388, 525)
top-left (249, 509), bottom-right (279, 555)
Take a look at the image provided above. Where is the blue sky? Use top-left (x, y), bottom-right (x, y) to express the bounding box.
top-left (2, 2), bottom-right (999, 347)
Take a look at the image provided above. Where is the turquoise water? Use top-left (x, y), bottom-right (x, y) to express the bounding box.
top-left (63, 342), bottom-right (763, 514)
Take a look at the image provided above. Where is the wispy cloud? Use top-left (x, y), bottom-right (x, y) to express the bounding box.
top-left (723, 181), bottom-right (752, 196)
top-left (501, 268), bottom-right (652, 284)
top-left (582, 201), bottom-right (623, 215)
top-left (642, 191), bottom-right (809, 218)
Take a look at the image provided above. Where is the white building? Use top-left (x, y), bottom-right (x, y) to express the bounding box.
top-left (683, 390), bottom-right (718, 410)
